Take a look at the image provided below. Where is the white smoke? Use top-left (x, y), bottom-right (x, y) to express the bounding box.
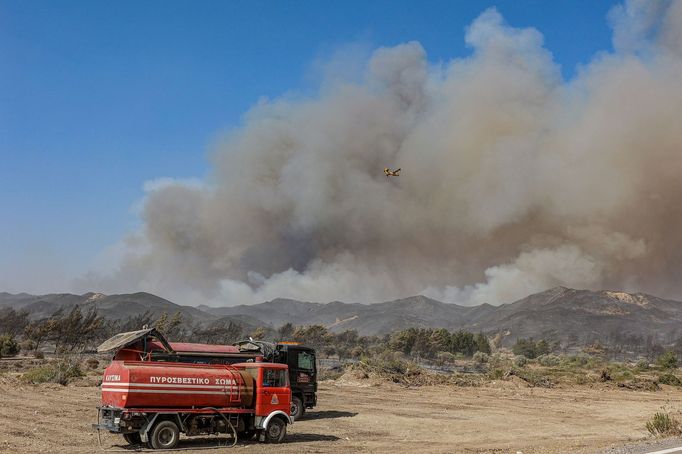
top-left (80, 1), bottom-right (682, 306)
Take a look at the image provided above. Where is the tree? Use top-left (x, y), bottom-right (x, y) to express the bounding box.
top-left (430, 328), bottom-right (451, 353)
top-left (0, 308), bottom-right (30, 337)
top-left (512, 338), bottom-right (550, 359)
top-left (154, 311), bottom-right (184, 338)
top-left (24, 320), bottom-right (52, 352)
top-left (195, 320), bottom-right (243, 344)
top-left (250, 327), bottom-right (267, 341)
top-left (389, 328), bottom-right (418, 355)
top-left (154, 312), bottom-right (169, 332)
top-left (475, 332), bottom-right (491, 354)
top-left (120, 310), bottom-right (154, 332)
top-left (451, 331), bottom-right (476, 356)
top-left (47, 306), bottom-right (104, 353)
top-left (293, 325), bottom-right (331, 350)
top-left (657, 351), bottom-right (678, 369)
top-left (0, 335), bottom-right (19, 357)
top-left (513, 338), bottom-right (537, 358)
top-left (277, 323), bottom-right (295, 341)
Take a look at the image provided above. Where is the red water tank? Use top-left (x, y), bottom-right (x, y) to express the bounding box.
top-left (101, 361), bottom-right (254, 409)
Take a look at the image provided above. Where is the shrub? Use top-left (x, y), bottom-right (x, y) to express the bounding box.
top-left (657, 351), bottom-right (678, 370)
top-left (636, 359), bottom-right (650, 371)
top-left (575, 374), bottom-right (591, 385)
top-left (435, 351), bottom-right (456, 366)
top-left (512, 368), bottom-right (554, 388)
top-left (34, 351), bottom-right (45, 359)
top-left (562, 353), bottom-right (592, 367)
top-left (537, 354), bottom-right (561, 367)
top-left (488, 352), bottom-right (508, 369)
top-left (85, 358), bottom-right (100, 369)
top-left (514, 355), bottom-right (528, 367)
top-left (646, 412), bottom-right (681, 436)
top-left (21, 359), bottom-right (83, 385)
top-left (512, 338), bottom-right (550, 359)
top-left (473, 351), bottom-right (489, 364)
top-left (658, 373), bottom-right (682, 387)
top-left (20, 339), bottom-right (35, 352)
top-left (487, 368), bottom-right (505, 380)
top-left (0, 335), bottom-right (19, 357)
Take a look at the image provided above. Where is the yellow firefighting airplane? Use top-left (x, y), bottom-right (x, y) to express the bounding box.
top-left (384, 167), bottom-right (401, 177)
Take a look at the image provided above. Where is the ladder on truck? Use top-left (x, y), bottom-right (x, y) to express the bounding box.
top-left (222, 364), bottom-right (243, 404)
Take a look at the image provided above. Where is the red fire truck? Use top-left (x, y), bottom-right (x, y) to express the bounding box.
top-left (94, 329), bottom-right (293, 449)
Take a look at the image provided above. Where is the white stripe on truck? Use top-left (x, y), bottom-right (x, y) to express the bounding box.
top-left (102, 382), bottom-right (228, 389)
top-left (102, 388), bottom-right (236, 395)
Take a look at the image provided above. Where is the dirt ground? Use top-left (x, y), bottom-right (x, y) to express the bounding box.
top-left (1, 373), bottom-right (681, 454)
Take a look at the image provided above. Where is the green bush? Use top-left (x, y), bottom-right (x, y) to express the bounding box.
top-left (658, 373), bottom-right (682, 387)
top-left (21, 360), bottom-right (83, 385)
top-left (657, 351), bottom-right (678, 370)
top-left (636, 359), bottom-right (650, 371)
top-left (646, 412), bottom-right (681, 436)
top-left (562, 353), bottom-right (592, 367)
top-left (487, 368), bottom-right (505, 380)
top-left (473, 351), bottom-right (489, 364)
top-left (0, 335), bottom-right (19, 357)
top-left (537, 354), bottom-right (561, 367)
top-left (512, 338), bottom-right (550, 359)
top-left (514, 355), bottom-right (528, 367)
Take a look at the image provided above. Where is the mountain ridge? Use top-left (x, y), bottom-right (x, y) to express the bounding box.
top-left (2, 287), bottom-right (681, 344)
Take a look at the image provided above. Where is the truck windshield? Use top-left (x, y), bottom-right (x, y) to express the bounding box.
top-left (262, 368), bottom-right (287, 387)
top-left (297, 351), bottom-right (315, 371)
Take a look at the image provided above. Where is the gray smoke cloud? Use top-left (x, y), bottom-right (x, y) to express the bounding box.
top-left (82, 1), bottom-right (682, 306)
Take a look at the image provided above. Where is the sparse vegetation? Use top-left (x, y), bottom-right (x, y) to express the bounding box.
top-left (514, 355), bottom-right (527, 367)
top-left (0, 335), bottom-right (19, 358)
top-left (509, 367), bottom-right (554, 388)
top-left (658, 373), bottom-right (682, 387)
top-left (657, 351), bottom-right (678, 370)
top-left (636, 359), bottom-right (650, 371)
top-left (646, 410), bottom-right (681, 436)
top-left (473, 351), bottom-right (489, 364)
top-left (537, 354), bottom-right (561, 367)
top-left (21, 359), bottom-right (83, 385)
top-left (512, 338), bottom-right (551, 359)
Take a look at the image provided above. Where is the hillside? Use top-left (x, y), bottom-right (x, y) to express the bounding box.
top-left (0, 291), bottom-right (214, 324)
top-left (3, 287), bottom-right (682, 344)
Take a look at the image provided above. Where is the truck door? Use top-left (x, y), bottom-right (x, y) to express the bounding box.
top-left (287, 347), bottom-right (316, 406)
top-left (256, 367), bottom-right (291, 416)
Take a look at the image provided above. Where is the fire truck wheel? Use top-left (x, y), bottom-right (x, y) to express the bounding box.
top-left (290, 396), bottom-right (305, 421)
top-left (150, 420), bottom-right (180, 450)
top-left (122, 432), bottom-right (142, 445)
top-left (263, 417), bottom-right (286, 443)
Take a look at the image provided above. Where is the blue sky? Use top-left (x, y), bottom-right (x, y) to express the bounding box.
top-left (0, 0), bottom-right (619, 293)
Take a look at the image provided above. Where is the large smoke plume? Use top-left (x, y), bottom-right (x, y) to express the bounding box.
top-left (85, 1), bottom-right (682, 306)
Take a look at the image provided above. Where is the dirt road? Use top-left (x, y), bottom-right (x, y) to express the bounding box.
top-left (1, 375), bottom-right (680, 453)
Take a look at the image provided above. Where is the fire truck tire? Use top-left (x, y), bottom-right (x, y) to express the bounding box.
top-left (122, 432), bottom-right (142, 445)
top-left (291, 396), bottom-right (305, 421)
top-left (263, 417), bottom-right (287, 443)
top-left (150, 420), bottom-right (180, 450)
